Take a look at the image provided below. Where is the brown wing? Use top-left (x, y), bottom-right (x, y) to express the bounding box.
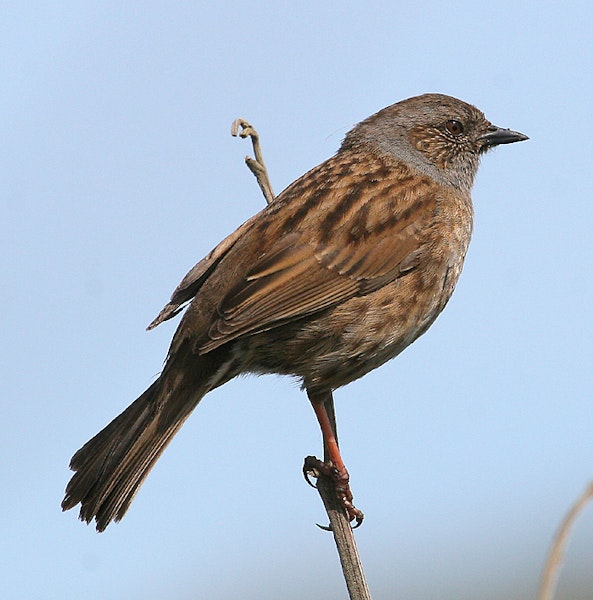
top-left (152, 150), bottom-right (438, 354)
top-left (198, 211), bottom-right (432, 354)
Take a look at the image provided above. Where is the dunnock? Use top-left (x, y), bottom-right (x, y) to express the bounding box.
top-left (62, 93), bottom-right (527, 531)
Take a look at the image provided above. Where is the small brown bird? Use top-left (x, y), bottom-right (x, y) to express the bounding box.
top-left (62, 93), bottom-right (527, 531)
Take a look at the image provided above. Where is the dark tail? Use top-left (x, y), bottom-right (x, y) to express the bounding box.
top-left (62, 348), bottom-right (215, 531)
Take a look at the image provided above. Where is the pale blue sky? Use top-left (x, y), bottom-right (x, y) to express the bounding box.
top-left (3, 2), bottom-right (593, 599)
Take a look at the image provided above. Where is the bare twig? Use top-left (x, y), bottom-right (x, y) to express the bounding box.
top-left (231, 118), bottom-right (275, 205)
top-left (232, 118), bottom-right (371, 600)
top-left (539, 480), bottom-right (593, 600)
top-left (314, 396), bottom-right (372, 600)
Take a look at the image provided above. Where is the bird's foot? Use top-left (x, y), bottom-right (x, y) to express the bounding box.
top-left (303, 455), bottom-right (364, 528)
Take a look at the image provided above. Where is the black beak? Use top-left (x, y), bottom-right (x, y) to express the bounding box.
top-left (480, 124), bottom-right (529, 148)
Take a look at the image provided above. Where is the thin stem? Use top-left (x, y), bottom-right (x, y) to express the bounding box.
top-left (539, 481), bottom-right (593, 600)
top-left (231, 118), bottom-right (275, 205)
top-left (316, 393), bottom-right (372, 600)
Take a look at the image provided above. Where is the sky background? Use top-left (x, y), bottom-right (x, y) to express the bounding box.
top-left (2, 2), bottom-right (593, 599)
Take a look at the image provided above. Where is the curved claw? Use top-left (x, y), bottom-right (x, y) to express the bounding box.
top-left (302, 466), bottom-right (318, 489)
top-left (316, 518), bottom-right (362, 531)
top-left (303, 455), bottom-right (327, 488)
top-left (315, 509), bottom-right (363, 531)
top-left (351, 512), bottom-right (364, 529)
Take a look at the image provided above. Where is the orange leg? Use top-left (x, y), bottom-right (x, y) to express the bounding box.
top-left (305, 390), bottom-right (364, 526)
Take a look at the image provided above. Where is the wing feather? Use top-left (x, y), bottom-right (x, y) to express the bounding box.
top-left (198, 217), bottom-right (433, 354)
top-left (151, 151), bottom-right (440, 354)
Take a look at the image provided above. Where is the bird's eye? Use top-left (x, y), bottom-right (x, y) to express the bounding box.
top-left (445, 120), bottom-right (464, 135)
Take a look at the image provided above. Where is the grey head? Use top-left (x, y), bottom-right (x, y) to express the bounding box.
top-left (342, 93), bottom-right (528, 193)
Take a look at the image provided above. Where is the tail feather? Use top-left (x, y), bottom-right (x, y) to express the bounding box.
top-left (62, 353), bottom-right (212, 531)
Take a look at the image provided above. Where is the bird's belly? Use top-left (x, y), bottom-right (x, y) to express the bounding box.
top-left (246, 262), bottom-right (461, 392)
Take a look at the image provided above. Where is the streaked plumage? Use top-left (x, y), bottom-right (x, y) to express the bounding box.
top-left (62, 94), bottom-right (527, 531)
